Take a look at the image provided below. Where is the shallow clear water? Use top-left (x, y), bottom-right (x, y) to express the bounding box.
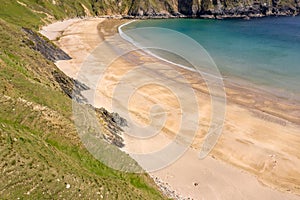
top-left (122, 17), bottom-right (300, 100)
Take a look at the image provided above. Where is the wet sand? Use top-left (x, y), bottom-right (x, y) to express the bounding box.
top-left (41, 18), bottom-right (300, 200)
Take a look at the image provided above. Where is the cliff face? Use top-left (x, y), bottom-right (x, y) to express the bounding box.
top-left (90, 0), bottom-right (178, 16)
top-left (91, 0), bottom-right (299, 18)
top-left (176, 0), bottom-right (300, 18)
top-left (3, 0), bottom-right (297, 22)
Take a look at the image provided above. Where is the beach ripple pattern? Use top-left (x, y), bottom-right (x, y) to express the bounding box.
top-left (73, 24), bottom-right (226, 173)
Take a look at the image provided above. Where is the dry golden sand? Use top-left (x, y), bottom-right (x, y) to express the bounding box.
top-left (41, 18), bottom-right (300, 200)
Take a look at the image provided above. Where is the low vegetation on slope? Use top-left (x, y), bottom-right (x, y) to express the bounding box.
top-left (0, 0), bottom-right (166, 199)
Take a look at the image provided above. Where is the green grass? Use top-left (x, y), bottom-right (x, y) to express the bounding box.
top-left (0, 116), bottom-right (164, 199)
top-left (0, 1), bottom-right (166, 199)
top-left (0, 1), bottom-right (42, 28)
top-left (0, 0), bottom-right (96, 28)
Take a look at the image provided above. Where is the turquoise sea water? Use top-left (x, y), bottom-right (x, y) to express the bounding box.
top-left (122, 17), bottom-right (300, 101)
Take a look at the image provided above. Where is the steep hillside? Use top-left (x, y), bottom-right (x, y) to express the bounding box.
top-left (0, 0), bottom-right (166, 199)
top-left (0, 0), bottom-right (298, 198)
top-left (0, 0), bottom-right (298, 22)
top-left (91, 0), bottom-right (300, 17)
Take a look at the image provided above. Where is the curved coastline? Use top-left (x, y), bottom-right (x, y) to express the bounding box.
top-left (118, 20), bottom-right (224, 81)
top-left (41, 18), bottom-right (300, 199)
top-left (117, 19), bottom-right (300, 198)
top-left (116, 19), bottom-right (300, 198)
top-left (119, 19), bottom-right (300, 103)
top-left (118, 19), bottom-right (300, 123)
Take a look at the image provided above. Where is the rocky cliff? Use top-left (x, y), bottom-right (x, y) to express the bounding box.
top-left (177, 0), bottom-right (300, 18)
top-left (91, 0), bottom-right (299, 18)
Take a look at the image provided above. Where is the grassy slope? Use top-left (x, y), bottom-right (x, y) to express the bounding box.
top-left (0, 0), bottom-right (165, 199)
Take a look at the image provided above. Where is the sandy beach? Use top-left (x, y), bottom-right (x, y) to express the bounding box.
top-left (41, 18), bottom-right (300, 200)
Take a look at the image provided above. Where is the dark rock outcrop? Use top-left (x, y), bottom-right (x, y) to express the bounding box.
top-left (23, 27), bottom-right (127, 148)
top-left (53, 71), bottom-right (127, 148)
top-left (22, 27), bottom-right (71, 62)
top-left (94, 107), bottom-right (127, 148)
top-left (112, 112), bottom-right (128, 127)
top-left (52, 70), bottom-right (89, 103)
top-left (53, 71), bottom-right (126, 148)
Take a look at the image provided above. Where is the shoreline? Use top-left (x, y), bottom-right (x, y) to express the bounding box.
top-left (118, 19), bottom-right (300, 125)
top-left (40, 18), bottom-right (300, 199)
